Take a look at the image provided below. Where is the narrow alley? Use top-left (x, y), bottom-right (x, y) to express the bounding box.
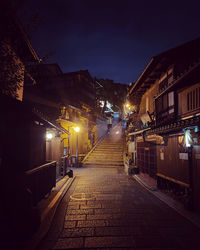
top-left (37, 130), bottom-right (200, 250)
top-left (2, 2), bottom-right (200, 250)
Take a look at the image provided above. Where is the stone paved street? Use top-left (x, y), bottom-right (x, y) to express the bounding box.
top-left (51, 167), bottom-right (200, 250)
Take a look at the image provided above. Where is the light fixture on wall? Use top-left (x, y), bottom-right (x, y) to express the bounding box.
top-left (46, 132), bottom-right (54, 140)
top-left (74, 126), bottom-right (80, 133)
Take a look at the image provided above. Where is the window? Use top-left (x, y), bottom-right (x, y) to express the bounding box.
top-left (155, 91), bottom-right (175, 123)
top-left (187, 86), bottom-right (200, 111)
top-left (168, 91), bottom-right (174, 106)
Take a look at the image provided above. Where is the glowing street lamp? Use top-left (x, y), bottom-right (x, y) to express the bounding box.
top-left (74, 126), bottom-right (80, 133)
top-left (74, 126), bottom-right (80, 167)
top-left (46, 132), bottom-right (53, 140)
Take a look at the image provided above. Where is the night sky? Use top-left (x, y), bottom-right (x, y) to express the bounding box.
top-left (15, 0), bottom-right (200, 84)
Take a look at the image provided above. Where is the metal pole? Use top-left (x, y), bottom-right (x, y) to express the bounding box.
top-left (76, 133), bottom-right (78, 167)
top-left (68, 127), bottom-right (70, 155)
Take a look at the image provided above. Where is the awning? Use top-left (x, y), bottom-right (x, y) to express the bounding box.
top-left (32, 107), bottom-right (69, 134)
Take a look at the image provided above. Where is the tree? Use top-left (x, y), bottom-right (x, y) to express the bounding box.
top-left (0, 40), bottom-right (25, 99)
top-left (95, 78), bottom-right (127, 115)
top-left (0, 1), bottom-right (26, 99)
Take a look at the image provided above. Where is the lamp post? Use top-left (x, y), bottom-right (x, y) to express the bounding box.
top-left (74, 126), bottom-right (80, 167)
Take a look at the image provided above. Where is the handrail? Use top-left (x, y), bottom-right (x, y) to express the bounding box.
top-left (82, 132), bottom-right (108, 163)
top-left (82, 122), bottom-right (122, 163)
top-left (26, 161), bottom-right (57, 205)
top-left (26, 161), bottom-right (56, 175)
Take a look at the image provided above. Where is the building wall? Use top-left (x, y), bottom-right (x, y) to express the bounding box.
top-left (156, 135), bottom-right (190, 186)
top-left (136, 136), bottom-right (157, 179)
top-left (60, 119), bottom-right (91, 157)
top-left (46, 136), bottom-right (61, 163)
top-left (192, 145), bottom-right (200, 212)
top-left (29, 122), bottom-right (46, 170)
top-left (0, 96), bottom-right (47, 175)
top-left (139, 80), bottom-right (159, 116)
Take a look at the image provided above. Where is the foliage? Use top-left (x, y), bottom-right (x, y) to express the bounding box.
top-left (0, 40), bottom-right (24, 99)
top-left (95, 78), bottom-right (127, 114)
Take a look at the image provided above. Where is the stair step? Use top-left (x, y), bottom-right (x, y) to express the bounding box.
top-left (100, 144), bottom-right (123, 146)
top-left (88, 155), bottom-right (123, 157)
top-left (82, 133), bottom-right (124, 166)
top-left (84, 162), bottom-right (124, 166)
top-left (95, 150), bottom-right (123, 152)
top-left (87, 159), bottom-right (123, 161)
top-left (85, 158), bottom-right (123, 161)
top-left (88, 156), bottom-right (123, 159)
top-left (91, 155), bottom-right (123, 157)
top-left (97, 146), bottom-right (123, 149)
top-left (85, 160), bottom-right (124, 164)
top-left (94, 152), bottom-right (123, 154)
top-left (83, 164), bottom-right (120, 168)
top-left (95, 148), bottom-right (123, 151)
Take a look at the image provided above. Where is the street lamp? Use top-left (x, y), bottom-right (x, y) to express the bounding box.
top-left (74, 126), bottom-right (80, 133)
top-left (74, 126), bottom-right (80, 167)
top-left (46, 132), bottom-right (54, 140)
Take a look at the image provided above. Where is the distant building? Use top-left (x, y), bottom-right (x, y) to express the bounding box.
top-left (63, 70), bottom-right (96, 108)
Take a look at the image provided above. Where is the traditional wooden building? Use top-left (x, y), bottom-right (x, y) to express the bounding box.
top-left (0, 3), bottom-right (61, 245)
top-left (0, 1), bottom-right (66, 209)
top-left (127, 38), bottom-right (200, 211)
top-left (24, 64), bottom-right (107, 167)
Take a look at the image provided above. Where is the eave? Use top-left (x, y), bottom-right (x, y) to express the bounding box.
top-left (32, 107), bottom-right (69, 134)
top-left (155, 58), bottom-right (200, 99)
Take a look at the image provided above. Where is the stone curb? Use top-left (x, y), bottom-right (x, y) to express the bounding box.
top-left (24, 175), bottom-right (75, 250)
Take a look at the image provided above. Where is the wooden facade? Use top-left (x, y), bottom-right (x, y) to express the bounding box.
top-left (127, 38), bottom-right (200, 212)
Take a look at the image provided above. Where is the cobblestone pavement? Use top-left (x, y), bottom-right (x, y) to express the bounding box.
top-left (52, 167), bottom-right (200, 250)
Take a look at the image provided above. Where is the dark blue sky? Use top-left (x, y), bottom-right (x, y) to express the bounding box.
top-left (16, 0), bottom-right (200, 84)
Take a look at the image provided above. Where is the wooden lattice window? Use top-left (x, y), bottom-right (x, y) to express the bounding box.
top-left (187, 87), bottom-right (200, 111)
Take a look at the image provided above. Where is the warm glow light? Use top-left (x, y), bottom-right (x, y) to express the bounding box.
top-left (46, 132), bottom-right (53, 140)
top-left (116, 131), bottom-right (119, 134)
top-left (125, 103), bottom-right (130, 108)
top-left (74, 126), bottom-right (80, 133)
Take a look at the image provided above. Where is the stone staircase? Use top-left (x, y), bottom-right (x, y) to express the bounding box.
top-left (83, 129), bottom-right (124, 167)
